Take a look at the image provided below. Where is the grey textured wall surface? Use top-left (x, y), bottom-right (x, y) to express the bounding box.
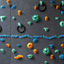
top-left (0, 0), bottom-right (64, 64)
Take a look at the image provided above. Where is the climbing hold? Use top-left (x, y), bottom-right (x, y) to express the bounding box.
top-left (12, 16), bottom-right (16, 20)
top-left (61, 11), bottom-right (64, 15)
top-left (6, 43), bottom-right (11, 48)
top-left (42, 48), bottom-right (50, 55)
top-left (33, 38), bottom-right (38, 43)
top-left (60, 43), bottom-right (64, 48)
top-left (0, 38), bottom-right (5, 42)
top-left (16, 44), bottom-right (21, 48)
top-left (11, 5), bottom-right (16, 9)
top-left (0, 48), bottom-right (5, 54)
top-left (32, 15), bottom-right (40, 22)
top-left (48, 44), bottom-right (54, 49)
top-left (18, 22), bottom-right (22, 27)
top-left (33, 49), bottom-right (38, 54)
top-left (27, 21), bottom-right (32, 26)
top-left (6, 0), bottom-right (10, 4)
top-left (60, 21), bottom-right (64, 27)
top-left (40, 1), bottom-right (44, 6)
top-left (27, 43), bottom-right (33, 49)
top-left (27, 54), bottom-right (33, 59)
top-left (0, 16), bottom-right (6, 22)
top-left (18, 10), bottom-right (22, 16)
top-left (43, 27), bottom-right (49, 32)
top-left (50, 54), bottom-right (54, 60)
top-left (59, 54), bottom-right (64, 60)
top-left (56, 5), bottom-right (59, 10)
top-left (33, 5), bottom-right (38, 10)
top-left (54, 49), bottom-right (59, 53)
top-left (12, 48), bottom-right (16, 54)
top-left (14, 55), bottom-right (24, 60)
top-left (55, 17), bottom-right (59, 20)
top-left (0, 5), bottom-right (5, 8)
top-left (44, 60), bottom-right (48, 64)
top-left (45, 16), bottom-right (48, 21)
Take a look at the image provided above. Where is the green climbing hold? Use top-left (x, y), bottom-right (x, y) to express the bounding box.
top-left (12, 48), bottom-right (16, 54)
top-left (0, 16), bottom-right (6, 22)
top-left (18, 22), bottom-right (22, 27)
top-left (42, 48), bottom-right (50, 55)
top-left (55, 49), bottom-right (59, 53)
top-left (32, 15), bottom-right (40, 22)
top-left (27, 21), bottom-right (32, 25)
top-left (44, 60), bottom-right (48, 64)
top-left (27, 54), bottom-right (33, 59)
top-left (40, 1), bottom-right (44, 6)
top-left (0, 48), bottom-right (5, 54)
top-left (61, 1), bottom-right (64, 6)
top-left (12, 16), bottom-right (16, 20)
top-left (60, 21), bottom-right (64, 27)
top-left (55, 17), bottom-right (59, 20)
top-left (43, 27), bottom-right (49, 32)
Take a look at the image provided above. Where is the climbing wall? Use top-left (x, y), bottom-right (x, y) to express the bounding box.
top-left (0, 0), bottom-right (64, 64)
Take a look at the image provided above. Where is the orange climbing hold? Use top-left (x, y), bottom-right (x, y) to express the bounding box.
top-left (6, 43), bottom-right (11, 48)
top-left (14, 55), bottom-right (24, 60)
top-left (18, 10), bottom-right (22, 16)
top-left (61, 43), bottom-right (64, 48)
top-left (6, 0), bottom-right (10, 4)
top-left (33, 5), bottom-right (38, 10)
top-left (27, 42), bottom-right (33, 49)
top-left (45, 16), bottom-right (48, 21)
top-left (33, 49), bottom-right (38, 54)
top-left (56, 5), bottom-right (59, 10)
top-left (50, 54), bottom-right (54, 60)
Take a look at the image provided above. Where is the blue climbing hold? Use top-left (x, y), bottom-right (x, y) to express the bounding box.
top-left (61, 11), bottom-right (64, 15)
top-left (0, 5), bottom-right (5, 8)
top-left (0, 38), bottom-right (5, 42)
top-left (48, 44), bottom-right (54, 49)
top-left (59, 54), bottom-right (64, 60)
top-left (33, 38), bottom-right (38, 43)
top-left (16, 44), bottom-right (21, 47)
top-left (11, 5), bottom-right (16, 9)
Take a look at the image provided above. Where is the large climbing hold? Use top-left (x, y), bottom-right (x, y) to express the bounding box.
top-left (59, 54), bottom-right (64, 60)
top-left (0, 16), bottom-right (6, 22)
top-left (60, 21), bottom-right (64, 27)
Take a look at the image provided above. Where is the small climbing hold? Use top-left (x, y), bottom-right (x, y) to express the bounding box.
top-left (12, 16), bottom-right (16, 20)
top-left (12, 48), bottom-right (16, 54)
top-left (56, 5), bottom-right (59, 10)
top-left (44, 60), bottom-right (48, 64)
top-left (16, 44), bottom-right (21, 48)
top-left (60, 21), bottom-right (64, 27)
top-left (18, 22), bottom-right (22, 27)
top-left (6, 0), bottom-right (10, 4)
top-left (0, 38), bottom-right (5, 42)
top-left (33, 49), bottom-right (38, 54)
top-left (50, 54), bottom-right (54, 60)
top-left (43, 27), bottom-right (49, 32)
top-left (48, 44), bottom-right (54, 49)
top-left (27, 21), bottom-right (32, 26)
top-left (55, 17), bottom-right (59, 20)
top-left (14, 55), bottom-right (24, 60)
top-left (33, 5), bottom-right (38, 10)
top-left (32, 15), bottom-right (40, 22)
top-left (0, 5), bottom-right (5, 8)
top-left (0, 16), bottom-right (6, 22)
top-left (27, 54), bottom-right (33, 59)
top-left (42, 48), bottom-right (50, 55)
top-left (61, 11), bottom-right (64, 15)
top-left (45, 16), bottom-right (48, 21)
top-left (6, 43), bottom-right (11, 48)
top-left (27, 43), bottom-right (33, 49)
top-left (59, 54), bottom-right (64, 60)
top-left (18, 10), bottom-right (22, 16)
top-left (33, 38), bottom-right (38, 43)
top-left (11, 5), bottom-right (16, 9)
top-left (0, 48), bottom-right (5, 54)
top-left (60, 43), bottom-right (64, 48)
top-left (40, 1), bottom-right (44, 6)
top-left (54, 49), bottom-right (59, 53)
